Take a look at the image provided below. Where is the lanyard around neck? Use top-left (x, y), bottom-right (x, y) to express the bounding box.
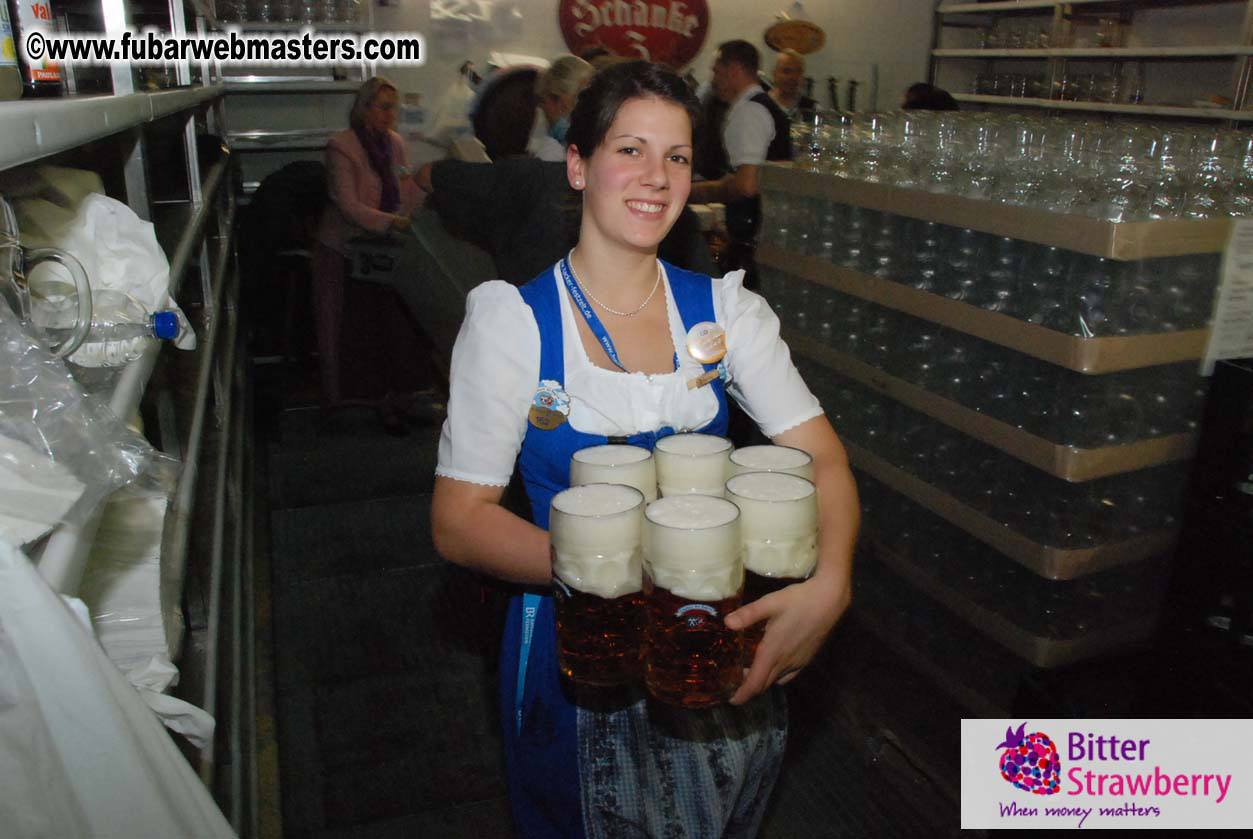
top-left (558, 256), bottom-right (681, 374)
top-left (558, 256), bottom-right (631, 372)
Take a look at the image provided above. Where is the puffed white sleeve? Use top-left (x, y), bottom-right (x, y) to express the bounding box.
top-left (715, 270), bottom-right (823, 438)
top-left (436, 281), bottom-right (539, 486)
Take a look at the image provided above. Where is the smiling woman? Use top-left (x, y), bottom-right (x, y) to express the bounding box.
top-left (430, 60), bottom-right (860, 838)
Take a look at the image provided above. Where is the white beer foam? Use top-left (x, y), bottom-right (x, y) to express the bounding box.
top-left (727, 473), bottom-right (819, 578)
top-left (730, 445), bottom-right (814, 479)
top-left (655, 433), bottom-right (732, 497)
top-left (572, 444), bottom-right (651, 466)
top-left (570, 445), bottom-right (658, 502)
top-left (656, 432), bottom-right (731, 456)
top-left (550, 484), bottom-right (643, 599)
top-left (726, 471), bottom-right (814, 502)
top-left (643, 495), bottom-right (743, 601)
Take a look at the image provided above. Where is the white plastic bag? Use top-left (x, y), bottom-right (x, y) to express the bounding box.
top-left (0, 538), bottom-right (234, 838)
top-left (15, 192), bottom-right (197, 365)
top-left (0, 299), bottom-right (171, 535)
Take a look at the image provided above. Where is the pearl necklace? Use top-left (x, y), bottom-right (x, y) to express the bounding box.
top-left (567, 251), bottom-right (661, 318)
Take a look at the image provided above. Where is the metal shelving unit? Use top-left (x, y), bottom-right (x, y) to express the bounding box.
top-left (213, 7), bottom-right (376, 193)
top-left (1, 1), bottom-right (256, 833)
top-left (0, 86), bottom-right (224, 173)
top-left (931, 0), bottom-right (1253, 120)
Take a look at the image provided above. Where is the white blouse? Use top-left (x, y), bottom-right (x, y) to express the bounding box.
top-left (435, 264), bottom-right (823, 487)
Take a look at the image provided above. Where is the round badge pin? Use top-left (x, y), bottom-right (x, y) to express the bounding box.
top-left (686, 322), bottom-right (726, 364)
top-left (529, 379), bottom-right (571, 430)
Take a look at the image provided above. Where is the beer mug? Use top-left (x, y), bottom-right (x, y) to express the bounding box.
top-left (1, 197), bottom-right (92, 358)
top-left (724, 472), bottom-right (818, 661)
top-left (570, 444), bottom-right (658, 503)
top-left (549, 483), bottom-right (646, 687)
top-left (641, 494), bottom-right (744, 707)
top-left (653, 433), bottom-right (732, 497)
top-left (728, 445), bottom-right (815, 480)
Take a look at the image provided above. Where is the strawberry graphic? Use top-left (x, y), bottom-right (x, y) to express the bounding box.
top-left (996, 722), bottom-right (1061, 795)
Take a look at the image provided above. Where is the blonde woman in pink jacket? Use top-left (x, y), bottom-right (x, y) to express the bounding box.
top-left (313, 76), bottom-right (424, 421)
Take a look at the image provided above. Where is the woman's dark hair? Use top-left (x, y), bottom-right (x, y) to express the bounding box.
top-left (902, 82), bottom-right (959, 111)
top-left (565, 60), bottom-right (701, 158)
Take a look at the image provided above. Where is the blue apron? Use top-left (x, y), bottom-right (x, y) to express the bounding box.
top-left (498, 259), bottom-right (728, 839)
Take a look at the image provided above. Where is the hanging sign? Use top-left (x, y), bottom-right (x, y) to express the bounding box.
top-left (558, 0), bottom-right (710, 70)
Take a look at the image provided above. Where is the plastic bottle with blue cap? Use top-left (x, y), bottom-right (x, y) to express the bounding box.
top-left (71, 290), bottom-right (185, 368)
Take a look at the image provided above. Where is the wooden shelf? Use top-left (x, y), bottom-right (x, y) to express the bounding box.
top-left (846, 441), bottom-right (1178, 580)
top-left (933, 48), bottom-right (1052, 57)
top-left (871, 538), bottom-right (1161, 668)
top-left (939, 0), bottom-right (1076, 11)
top-left (953, 92), bottom-right (1253, 119)
top-left (786, 330), bottom-right (1199, 481)
top-left (759, 244), bottom-right (1211, 373)
top-left (760, 164), bottom-right (1232, 259)
top-left (935, 45), bottom-right (1253, 58)
top-left (939, 0), bottom-right (1241, 10)
top-left (851, 604), bottom-right (1012, 718)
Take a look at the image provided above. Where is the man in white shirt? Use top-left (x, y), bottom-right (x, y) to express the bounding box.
top-left (690, 40), bottom-right (792, 288)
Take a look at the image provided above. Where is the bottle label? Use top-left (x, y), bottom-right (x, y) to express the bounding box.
top-left (12, 0), bottom-right (62, 83)
top-left (1, 0), bottom-right (18, 70)
top-left (2, 21), bottom-right (17, 70)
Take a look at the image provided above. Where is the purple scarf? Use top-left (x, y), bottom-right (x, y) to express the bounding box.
top-left (354, 125), bottom-right (399, 213)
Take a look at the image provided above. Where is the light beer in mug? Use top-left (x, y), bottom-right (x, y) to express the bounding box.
top-left (729, 444), bottom-right (815, 480)
top-left (725, 472), bottom-right (818, 662)
top-left (653, 433), bottom-right (732, 497)
top-left (549, 483), bottom-right (646, 686)
top-left (641, 494), bottom-right (744, 707)
top-left (570, 444), bottom-right (658, 503)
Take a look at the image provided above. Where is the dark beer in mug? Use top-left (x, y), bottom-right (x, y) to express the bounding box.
top-left (549, 483), bottom-right (646, 686)
top-left (552, 581), bottom-right (644, 686)
top-left (641, 494), bottom-right (744, 707)
top-left (725, 472), bottom-right (818, 663)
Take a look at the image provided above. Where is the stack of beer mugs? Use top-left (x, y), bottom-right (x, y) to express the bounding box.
top-left (549, 434), bottom-right (819, 709)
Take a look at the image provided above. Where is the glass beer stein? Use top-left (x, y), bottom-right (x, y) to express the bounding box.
top-left (641, 494), bottom-right (744, 707)
top-left (570, 444), bottom-right (658, 503)
top-left (724, 472), bottom-right (818, 661)
top-left (653, 433), bottom-right (732, 497)
top-left (728, 445), bottom-right (815, 480)
top-left (549, 483), bottom-right (646, 686)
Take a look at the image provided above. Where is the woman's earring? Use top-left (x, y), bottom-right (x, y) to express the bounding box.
top-left (574, 179), bottom-right (583, 188)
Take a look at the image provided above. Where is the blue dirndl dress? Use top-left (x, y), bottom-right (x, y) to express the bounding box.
top-left (497, 260), bottom-right (788, 839)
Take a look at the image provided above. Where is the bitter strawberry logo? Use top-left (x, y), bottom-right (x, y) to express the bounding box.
top-left (996, 722), bottom-right (1061, 795)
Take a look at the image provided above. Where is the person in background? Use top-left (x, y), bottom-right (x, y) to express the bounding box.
top-left (902, 82), bottom-right (960, 110)
top-left (769, 48), bottom-right (818, 122)
top-left (431, 59), bottom-right (857, 838)
top-left (528, 55), bottom-right (595, 162)
top-left (313, 76), bottom-right (426, 430)
top-left (415, 156), bottom-right (715, 285)
top-left (690, 39), bottom-right (793, 289)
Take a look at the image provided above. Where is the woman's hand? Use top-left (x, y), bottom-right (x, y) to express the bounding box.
top-left (723, 571), bottom-right (851, 705)
top-left (720, 413), bottom-right (860, 705)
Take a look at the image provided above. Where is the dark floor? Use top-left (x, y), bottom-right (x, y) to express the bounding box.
top-left (255, 356), bottom-right (1248, 839)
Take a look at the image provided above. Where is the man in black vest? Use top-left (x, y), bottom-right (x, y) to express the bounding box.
top-left (690, 39), bottom-right (793, 289)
